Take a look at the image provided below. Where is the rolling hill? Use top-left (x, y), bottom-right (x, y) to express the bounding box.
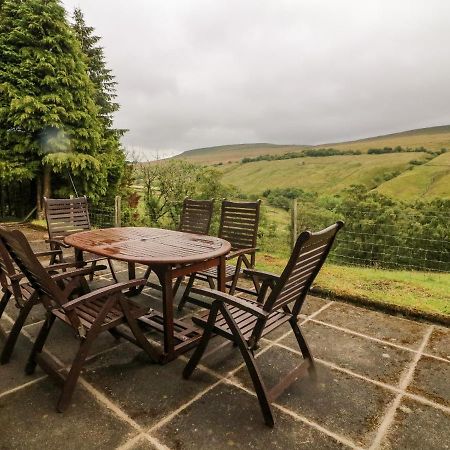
top-left (176, 125), bottom-right (450, 164)
top-left (174, 125), bottom-right (450, 200)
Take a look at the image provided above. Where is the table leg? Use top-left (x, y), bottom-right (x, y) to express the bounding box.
top-left (157, 266), bottom-right (175, 362)
top-left (127, 262), bottom-right (138, 295)
top-left (74, 249), bottom-right (84, 268)
top-left (218, 255), bottom-right (226, 292)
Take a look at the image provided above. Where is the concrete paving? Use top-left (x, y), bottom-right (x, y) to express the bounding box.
top-left (0, 260), bottom-right (449, 449)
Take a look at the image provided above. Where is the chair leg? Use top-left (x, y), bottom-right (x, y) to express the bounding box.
top-left (220, 305), bottom-right (274, 427)
top-left (172, 276), bottom-right (184, 296)
top-left (0, 290), bottom-right (12, 319)
top-left (1, 295), bottom-right (38, 364)
top-left (57, 333), bottom-right (96, 412)
top-left (207, 276), bottom-right (215, 289)
top-left (89, 260), bottom-right (97, 281)
top-left (108, 258), bottom-right (118, 283)
top-left (25, 314), bottom-right (56, 375)
top-left (119, 297), bottom-right (159, 362)
top-left (290, 318), bottom-right (316, 380)
top-left (183, 303), bottom-right (220, 379)
top-left (135, 266), bottom-right (152, 294)
top-left (177, 274), bottom-right (196, 312)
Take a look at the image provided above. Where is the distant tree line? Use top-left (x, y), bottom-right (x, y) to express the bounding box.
top-left (261, 185), bottom-right (449, 272)
top-left (240, 146), bottom-right (447, 165)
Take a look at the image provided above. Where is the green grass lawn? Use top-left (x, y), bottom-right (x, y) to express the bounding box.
top-left (255, 253), bottom-right (450, 317)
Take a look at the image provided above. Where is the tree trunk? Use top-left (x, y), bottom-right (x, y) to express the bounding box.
top-left (43, 164), bottom-right (51, 199)
top-left (36, 175), bottom-right (43, 219)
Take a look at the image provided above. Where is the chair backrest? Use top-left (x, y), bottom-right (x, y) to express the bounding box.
top-left (218, 200), bottom-right (261, 250)
top-left (0, 228), bottom-right (63, 307)
top-left (44, 196), bottom-right (91, 241)
top-left (0, 228), bottom-right (18, 292)
top-left (179, 198), bottom-right (214, 235)
top-left (263, 221), bottom-right (344, 316)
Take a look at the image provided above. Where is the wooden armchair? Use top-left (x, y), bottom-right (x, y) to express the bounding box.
top-left (44, 196), bottom-right (116, 281)
top-left (0, 227), bottom-right (158, 412)
top-left (139, 198), bottom-right (214, 295)
top-left (0, 231), bottom-right (93, 364)
top-left (183, 221), bottom-right (344, 426)
top-left (178, 199), bottom-right (261, 311)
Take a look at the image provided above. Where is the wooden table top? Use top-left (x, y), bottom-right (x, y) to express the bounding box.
top-left (64, 227), bottom-right (231, 265)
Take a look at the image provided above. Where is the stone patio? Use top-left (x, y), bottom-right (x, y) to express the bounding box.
top-left (0, 253), bottom-right (449, 449)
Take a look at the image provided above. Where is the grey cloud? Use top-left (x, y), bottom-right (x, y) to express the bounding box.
top-left (63, 0), bottom-right (450, 159)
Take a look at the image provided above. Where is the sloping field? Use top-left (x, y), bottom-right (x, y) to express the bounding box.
top-left (220, 152), bottom-right (428, 195)
top-left (321, 125), bottom-right (450, 152)
top-left (176, 125), bottom-right (450, 164)
top-left (376, 151), bottom-right (450, 200)
top-left (175, 143), bottom-right (308, 164)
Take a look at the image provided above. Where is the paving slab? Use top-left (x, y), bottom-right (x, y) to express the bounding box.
top-left (380, 397), bottom-right (450, 450)
top-left (155, 383), bottom-right (346, 449)
top-left (407, 355), bottom-right (450, 406)
top-left (2, 301), bottom-right (47, 331)
top-left (82, 342), bottom-right (215, 428)
top-left (314, 301), bottom-right (429, 349)
top-left (232, 346), bottom-right (395, 447)
top-left (25, 319), bottom-right (122, 368)
top-left (0, 333), bottom-right (44, 395)
top-left (280, 321), bottom-right (413, 385)
top-left (424, 326), bottom-right (450, 361)
top-left (122, 435), bottom-right (159, 450)
top-left (0, 378), bottom-right (135, 450)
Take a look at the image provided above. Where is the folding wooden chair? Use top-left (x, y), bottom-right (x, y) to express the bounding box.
top-left (138, 198), bottom-right (214, 295)
top-left (183, 221), bottom-right (344, 426)
top-left (44, 196), bottom-right (116, 281)
top-left (0, 227), bottom-right (159, 412)
top-left (178, 199), bottom-right (261, 311)
top-left (0, 231), bottom-right (92, 364)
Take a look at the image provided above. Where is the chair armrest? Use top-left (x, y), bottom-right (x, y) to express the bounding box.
top-left (243, 268), bottom-right (279, 282)
top-left (62, 279), bottom-right (147, 311)
top-left (45, 238), bottom-right (72, 249)
top-left (226, 247), bottom-right (257, 260)
top-left (190, 286), bottom-right (268, 318)
top-left (34, 249), bottom-right (63, 258)
top-left (51, 266), bottom-right (99, 282)
top-left (45, 261), bottom-right (87, 272)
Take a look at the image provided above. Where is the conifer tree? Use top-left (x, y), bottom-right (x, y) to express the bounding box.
top-left (72, 7), bottom-right (126, 200)
top-left (0, 0), bottom-right (111, 215)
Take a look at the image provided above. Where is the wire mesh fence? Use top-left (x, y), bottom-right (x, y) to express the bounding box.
top-left (292, 200), bottom-right (450, 273)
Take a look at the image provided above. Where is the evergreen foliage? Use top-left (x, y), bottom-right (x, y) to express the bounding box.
top-left (0, 0), bottom-right (126, 213)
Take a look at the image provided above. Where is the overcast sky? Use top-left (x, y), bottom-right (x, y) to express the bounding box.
top-left (63, 0), bottom-right (450, 160)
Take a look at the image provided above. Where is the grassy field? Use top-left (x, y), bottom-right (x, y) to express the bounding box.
top-left (176, 125), bottom-right (450, 164)
top-left (220, 152), bottom-right (430, 197)
top-left (255, 253), bottom-right (450, 316)
top-left (376, 151), bottom-right (450, 200)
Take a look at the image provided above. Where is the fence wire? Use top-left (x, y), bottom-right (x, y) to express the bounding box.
top-left (295, 202), bottom-right (449, 273)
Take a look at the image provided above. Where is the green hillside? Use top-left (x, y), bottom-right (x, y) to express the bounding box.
top-left (176, 125), bottom-right (450, 164)
top-left (376, 151), bottom-right (450, 200)
top-left (220, 152), bottom-right (430, 196)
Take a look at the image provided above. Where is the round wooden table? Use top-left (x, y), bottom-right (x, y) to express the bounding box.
top-left (65, 227), bottom-right (231, 363)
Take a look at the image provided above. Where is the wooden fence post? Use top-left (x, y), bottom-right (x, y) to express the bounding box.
top-left (290, 198), bottom-right (298, 249)
top-left (114, 195), bottom-right (122, 227)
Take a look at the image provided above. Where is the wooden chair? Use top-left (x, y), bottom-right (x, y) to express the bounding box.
top-left (178, 199), bottom-right (261, 311)
top-left (139, 198), bottom-right (214, 295)
top-left (183, 221), bottom-right (344, 426)
top-left (0, 227), bottom-right (159, 412)
top-left (44, 196), bottom-right (116, 281)
top-left (0, 235), bottom-right (66, 364)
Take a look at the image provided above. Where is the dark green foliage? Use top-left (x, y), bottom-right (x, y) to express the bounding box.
top-left (241, 148), bottom-right (362, 164)
top-left (262, 187), bottom-right (317, 210)
top-left (293, 186), bottom-right (450, 272)
top-left (141, 160), bottom-right (236, 229)
top-left (0, 0), bottom-right (103, 187)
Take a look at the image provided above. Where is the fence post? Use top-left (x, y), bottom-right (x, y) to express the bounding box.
top-left (114, 195), bottom-right (122, 227)
top-left (290, 198), bottom-right (298, 249)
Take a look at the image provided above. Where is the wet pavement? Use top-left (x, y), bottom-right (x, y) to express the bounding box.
top-left (0, 258), bottom-right (449, 449)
